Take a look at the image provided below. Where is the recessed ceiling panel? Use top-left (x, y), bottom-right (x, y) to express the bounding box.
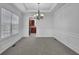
top-left (13, 3), bottom-right (57, 13)
top-left (24, 3), bottom-right (54, 10)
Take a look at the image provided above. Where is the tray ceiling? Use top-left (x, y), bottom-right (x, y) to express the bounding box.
top-left (13, 3), bottom-right (57, 13)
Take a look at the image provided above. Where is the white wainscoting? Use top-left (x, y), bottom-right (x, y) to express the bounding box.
top-left (52, 29), bottom-right (79, 54)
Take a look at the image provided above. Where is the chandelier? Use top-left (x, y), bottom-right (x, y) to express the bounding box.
top-left (34, 3), bottom-right (44, 20)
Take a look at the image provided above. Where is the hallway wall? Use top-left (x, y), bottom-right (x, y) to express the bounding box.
top-left (0, 3), bottom-right (24, 54)
top-left (51, 3), bottom-right (79, 54)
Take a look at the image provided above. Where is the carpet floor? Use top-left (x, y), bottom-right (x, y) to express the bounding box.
top-left (2, 37), bottom-right (77, 55)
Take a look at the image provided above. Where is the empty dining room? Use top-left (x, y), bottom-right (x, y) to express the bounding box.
top-left (0, 2), bottom-right (79, 55)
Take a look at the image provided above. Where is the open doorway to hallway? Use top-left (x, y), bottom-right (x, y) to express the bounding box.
top-left (29, 17), bottom-right (36, 36)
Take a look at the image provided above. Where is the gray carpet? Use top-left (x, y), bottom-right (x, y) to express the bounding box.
top-left (2, 37), bottom-right (77, 55)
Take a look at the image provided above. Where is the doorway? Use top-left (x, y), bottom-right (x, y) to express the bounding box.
top-left (29, 19), bottom-right (36, 35)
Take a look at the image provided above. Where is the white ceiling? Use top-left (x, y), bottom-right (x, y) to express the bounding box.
top-left (13, 3), bottom-right (57, 13)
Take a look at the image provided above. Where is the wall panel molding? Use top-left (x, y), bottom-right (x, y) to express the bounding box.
top-left (52, 29), bottom-right (79, 54)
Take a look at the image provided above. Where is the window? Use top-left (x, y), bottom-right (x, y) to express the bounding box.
top-left (0, 8), bottom-right (19, 39)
